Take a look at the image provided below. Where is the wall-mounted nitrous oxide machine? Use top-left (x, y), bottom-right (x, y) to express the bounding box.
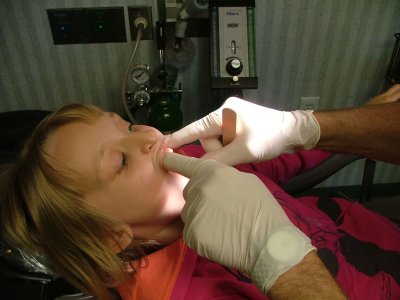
top-left (209, 0), bottom-right (257, 89)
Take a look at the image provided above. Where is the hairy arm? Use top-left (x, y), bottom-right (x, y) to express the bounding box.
top-left (264, 89), bottom-right (400, 299)
top-left (268, 251), bottom-right (347, 300)
top-left (313, 102), bottom-right (400, 164)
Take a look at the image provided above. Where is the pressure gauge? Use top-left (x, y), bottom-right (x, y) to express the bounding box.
top-left (131, 64), bottom-right (151, 85)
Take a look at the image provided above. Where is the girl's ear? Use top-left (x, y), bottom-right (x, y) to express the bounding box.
top-left (108, 224), bottom-right (134, 253)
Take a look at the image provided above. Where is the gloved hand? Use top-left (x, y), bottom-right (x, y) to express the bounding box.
top-left (163, 152), bottom-right (316, 294)
top-left (167, 97), bottom-right (320, 165)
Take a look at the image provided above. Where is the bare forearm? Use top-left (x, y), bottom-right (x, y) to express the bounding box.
top-left (268, 251), bottom-right (347, 300)
top-left (313, 103), bottom-right (400, 164)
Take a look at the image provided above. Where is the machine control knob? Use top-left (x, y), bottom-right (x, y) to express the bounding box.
top-left (226, 58), bottom-right (243, 76)
top-left (133, 90), bottom-right (151, 106)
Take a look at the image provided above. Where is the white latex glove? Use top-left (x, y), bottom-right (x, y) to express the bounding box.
top-left (167, 97), bottom-right (320, 165)
top-left (163, 152), bottom-right (316, 294)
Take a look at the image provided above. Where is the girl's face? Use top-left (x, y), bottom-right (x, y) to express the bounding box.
top-left (45, 112), bottom-right (187, 242)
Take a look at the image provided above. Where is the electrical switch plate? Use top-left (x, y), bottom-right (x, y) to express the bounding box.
top-left (47, 7), bottom-right (126, 44)
top-left (128, 6), bottom-right (154, 41)
top-left (299, 97), bottom-right (320, 110)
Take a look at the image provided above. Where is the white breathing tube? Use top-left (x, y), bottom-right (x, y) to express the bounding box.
top-left (121, 18), bottom-right (148, 123)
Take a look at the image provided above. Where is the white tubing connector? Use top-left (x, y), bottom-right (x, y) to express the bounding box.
top-left (134, 16), bottom-right (148, 30)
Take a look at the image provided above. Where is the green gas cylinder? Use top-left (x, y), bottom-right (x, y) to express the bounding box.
top-left (148, 95), bottom-right (183, 133)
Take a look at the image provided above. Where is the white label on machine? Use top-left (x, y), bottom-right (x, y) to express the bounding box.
top-left (218, 7), bottom-right (249, 77)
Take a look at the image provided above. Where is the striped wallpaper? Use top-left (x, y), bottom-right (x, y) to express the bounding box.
top-left (0, 0), bottom-right (399, 187)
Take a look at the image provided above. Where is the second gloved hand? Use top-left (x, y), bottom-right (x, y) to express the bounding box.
top-left (163, 152), bottom-right (316, 294)
top-left (167, 97), bottom-right (320, 165)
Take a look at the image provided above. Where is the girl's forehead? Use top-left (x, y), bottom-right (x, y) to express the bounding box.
top-left (44, 121), bottom-right (100, 168)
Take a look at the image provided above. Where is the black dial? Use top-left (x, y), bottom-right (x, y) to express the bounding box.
top-left (226, 58), bottom-right (243, 76)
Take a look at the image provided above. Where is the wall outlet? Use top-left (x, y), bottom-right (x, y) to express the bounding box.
top-left (128, 6), bottom-right (153, 40)
top-left (299, 97), bottom-right (320, 110)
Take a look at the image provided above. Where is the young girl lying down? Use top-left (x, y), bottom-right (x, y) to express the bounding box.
top-left (0, 103), bottom-right (398, 300)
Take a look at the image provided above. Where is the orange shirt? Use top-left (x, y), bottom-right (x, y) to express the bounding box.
top-left (117, 238), bottom-right (187, 300)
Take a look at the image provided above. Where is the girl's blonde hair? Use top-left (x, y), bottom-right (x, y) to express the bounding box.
top-left (0, 104), bottom-right (146, 299)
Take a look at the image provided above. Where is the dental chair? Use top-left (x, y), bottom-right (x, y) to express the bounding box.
top-left (281, 154), bottom-right (377, 202)
top-left (0, 232), bottom-right (95, 300)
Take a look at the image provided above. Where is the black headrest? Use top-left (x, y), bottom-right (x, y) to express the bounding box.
top-left (0, 110), bottom-right (51, 151)
top-left (0, 110), bottom-right (51, 165)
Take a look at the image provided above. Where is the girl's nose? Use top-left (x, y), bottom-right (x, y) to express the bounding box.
top-left (127, 125), bottom-right (162, 153)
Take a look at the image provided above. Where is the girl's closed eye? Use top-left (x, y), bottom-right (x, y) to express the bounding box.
top-left (118, 153), bottom-right (128, 174)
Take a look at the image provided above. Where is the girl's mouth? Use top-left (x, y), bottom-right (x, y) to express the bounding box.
top-left (154, 136), bottom-right (172, 170)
